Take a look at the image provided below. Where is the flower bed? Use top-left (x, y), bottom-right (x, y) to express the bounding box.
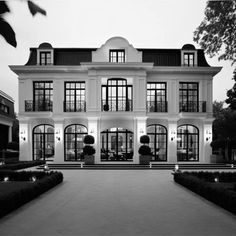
top-left (0, 160), bottom-right (45, 170)
top-left (0, 170), bottom-right (63, 218)
top-left (173, 171), bottom-right (236, 215)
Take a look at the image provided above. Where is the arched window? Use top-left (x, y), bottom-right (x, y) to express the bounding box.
top-left (101, 127), bottom-right (133, 161)
top-left (101, 78), bottom-right (132, 111)
top-left (33, 124), bottom-right (54, 161)
top-left (147, 124), bottom-right (167, 161)
top-left (177, 125), bottom-right (199, 161)
top-left (64, 124), bottom-right (88, 161)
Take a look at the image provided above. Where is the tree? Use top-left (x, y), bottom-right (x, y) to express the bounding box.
top-left (226, 70), bottom-right (236, 109)
top-left (193, 0), bottom-right (236, 65)
top-left (0, 0), bottom-right (46, 47)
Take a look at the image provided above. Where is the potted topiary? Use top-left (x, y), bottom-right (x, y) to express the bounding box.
top-left (83, 135), bottom-right (95, 164)
top-left (138, 135), bottom-right (152, 164)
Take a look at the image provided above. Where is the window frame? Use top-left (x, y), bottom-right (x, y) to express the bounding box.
top-left (64, 81), bottom-right (86, 112)
top-left (109, 49), bottom-right (125, 63)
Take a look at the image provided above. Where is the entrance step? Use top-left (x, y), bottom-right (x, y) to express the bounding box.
top-left (36, 163), bottom-right (235, 170)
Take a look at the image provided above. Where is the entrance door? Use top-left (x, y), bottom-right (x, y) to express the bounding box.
top-left (101, 127), bottom-right (133, 161)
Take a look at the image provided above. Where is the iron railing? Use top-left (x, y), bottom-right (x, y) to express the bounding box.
top-left (64, 101), bottom-right (86, 112)
top-left (179, 101), bottom-right (206, 112)
top-left (146, 101), bottom-right (168, 112)
top-left (25, 100), bottom-right (53, 112)
top-left (101, 99), bottom-right (133, 111)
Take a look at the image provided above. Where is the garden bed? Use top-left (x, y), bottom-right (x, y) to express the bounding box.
top-left (0, 170), bottom-right (63, 218)
top-left (0, 160), bottom-right (45, 170)
top-left (173, 171), bottom-right (236, 215)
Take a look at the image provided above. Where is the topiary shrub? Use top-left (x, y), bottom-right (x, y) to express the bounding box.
top-left (83, 146), bottom-right (95, 155)
top-left (83, 135), bottom-right (95, 145)
top-left (140, 135), bottom-right (150, 145)
top-left (138, 145), bottom-right (151, 155)
top-left (83, 135), bottom-right (95, 164)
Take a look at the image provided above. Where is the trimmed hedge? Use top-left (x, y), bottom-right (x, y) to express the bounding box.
top-left (0, 171), bottom-right (63, 218)
top-left (173, 172), bottom-right (236, 215)
top-left (0, 160), bottom-right (45, 170)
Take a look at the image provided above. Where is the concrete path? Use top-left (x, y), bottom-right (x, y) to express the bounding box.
top-left (0, 170), bottom-right (236, 236)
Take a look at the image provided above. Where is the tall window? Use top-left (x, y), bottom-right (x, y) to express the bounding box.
top-left (33, 124), bottom-right (54, 161)
top-left (34, 81), bottom-right (53, 111)
top-left (183, 53), bottom-right (194, 66)
top-left (177, 125), bottom-right (199, 161)
top-left (179, 82), bottom-right (198, 112)
top-left (64, 124), bottom-right (88, 161)
top-left (102, 78), bottom-right (132, 111)
top-left (64, 82), bottom-right (86, 112)
top-left (40, 51), bottom-right (52, 65)
top-left (147, 82), bottom-right (167, 112)
top-left (147, 124), bottom-right (167, 161)
top-left (109, 50), bottom-right (125, 62)
top-left (101, 127), bottom-right (133, 161)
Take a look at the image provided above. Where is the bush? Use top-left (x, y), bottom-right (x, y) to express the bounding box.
top-left (7, 142), bottom-right (19, 151)
top-left (83, 135), bottom-right (95, 145)
top-left (0, 171), bottom-right (63, 218)
top-left (140, 135), bottom-right (150, 144)
top-left (138, 145), bottom-right (151, 155)
top-left (83, 146), bottom-right (95, 155)
top-left (0, 160), bottom-right (45, 170)
top-left (173, 172), bottom-right (236, 215)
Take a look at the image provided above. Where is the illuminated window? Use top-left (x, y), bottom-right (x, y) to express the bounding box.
top-left (184, 53), bottom-right (194, 66)
top-left (109, 50), bottom-right (125, 62)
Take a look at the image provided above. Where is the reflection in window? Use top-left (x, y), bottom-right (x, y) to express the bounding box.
top-left (40, 51), bottom-right (52, 65)
top-left (177, 125), bottom-right (199, 161)
top-left (64, 124), bottom-right (88, 161)
top-left (33, 124), bottom-right (54, 161)
top-left (147, 124), bottom-right (167, 161)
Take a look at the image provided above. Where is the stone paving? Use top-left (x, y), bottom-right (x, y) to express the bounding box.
top-left (0, 170), bottom-right (236, 236)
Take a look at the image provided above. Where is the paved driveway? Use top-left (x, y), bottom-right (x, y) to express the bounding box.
top-left (0, 170), bottom-right (236, 236)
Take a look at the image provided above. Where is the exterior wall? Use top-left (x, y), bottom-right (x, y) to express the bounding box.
top-left (11, 37), bottom-right (221, 164)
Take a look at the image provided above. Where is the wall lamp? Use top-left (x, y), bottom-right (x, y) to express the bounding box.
top-left (206, 130), bottom-right (212, 142)
top-left (171, 131), bottom-right (176, 141)
top-left (55, 130), bottom-right (61, 141)
top-left (20, 130), bottom-right (26, 141)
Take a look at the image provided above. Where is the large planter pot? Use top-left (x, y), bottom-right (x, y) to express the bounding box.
top-left (84, 155), bottom-right (95, 165)
top-left (139, 155), bottom-right (151, 165)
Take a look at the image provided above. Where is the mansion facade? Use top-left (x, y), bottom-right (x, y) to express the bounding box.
top-left (10, 37), bottom-right (221, 164)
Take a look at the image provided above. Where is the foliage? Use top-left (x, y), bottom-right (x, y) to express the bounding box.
top-left (0, 171), bottom-right (63, 218)
top-left (0, 0), bottom-right (46, 47)
top-left (0, 160), bottom-right (45, 170)
top-left (193, 0), bottom-right (236, 64)
top-left (83, 146), bottom-right (95, 155)
top-left (7, 142), bottom-right (19, 151)
top-left (226, 70), bottom-right (236, 109)
top-left (140, 135), bottom-right (150, 144)
top-left (173, 172), bottom-right (236, 215)
top-left (138, 145), bottom-right (151, 155)
top-left (83, 135), bottom-right (95, 145)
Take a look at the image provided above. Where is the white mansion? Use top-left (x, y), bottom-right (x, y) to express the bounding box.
top-left (10, 37), bottom-right (221, 164)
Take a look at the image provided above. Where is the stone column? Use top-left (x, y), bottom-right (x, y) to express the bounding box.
top-left (168, 120), bottom-right (178, 163)
top-left (54, 120), bottom-right (64, 163)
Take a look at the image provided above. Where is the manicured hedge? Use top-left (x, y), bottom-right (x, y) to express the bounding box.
top-left (0, 171), bottom-right (63, 218)
top-left (0, 160), bottom-right (45, 170)
top-left (173, 172), bottom-right (236, 215)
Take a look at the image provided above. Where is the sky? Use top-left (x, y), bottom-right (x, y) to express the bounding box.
top-left (0, 0), bottom-right (234, 113)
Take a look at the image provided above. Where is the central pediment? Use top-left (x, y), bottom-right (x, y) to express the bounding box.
top-left (92, 36), bottom-right (142, 62)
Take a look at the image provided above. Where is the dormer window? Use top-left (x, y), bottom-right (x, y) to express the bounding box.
top-left (109, 49), bottom-right (125, 62)
top-left (40, 51), bottom-right (52, 65)
top-left (181, 44), bottom-right (197, 67)
top-left (184, 53), bottom-right (194, 66)
top-left (37, 42), bottom-right (54, 65)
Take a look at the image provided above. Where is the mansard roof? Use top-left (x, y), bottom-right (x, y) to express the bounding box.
top-left (25, 45), bottom-right (210, 67)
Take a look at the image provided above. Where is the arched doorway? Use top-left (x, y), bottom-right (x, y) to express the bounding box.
top-left (101, 127), bottom-right (133, 161)
top-left (33, 124), bottom-right (54, 161)
top-left (147, 124), bottom-right (167, 161)
top-left (64, 124), bottom-right (88, 161)
top-left (177, 124), bottom-right (199, 161)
